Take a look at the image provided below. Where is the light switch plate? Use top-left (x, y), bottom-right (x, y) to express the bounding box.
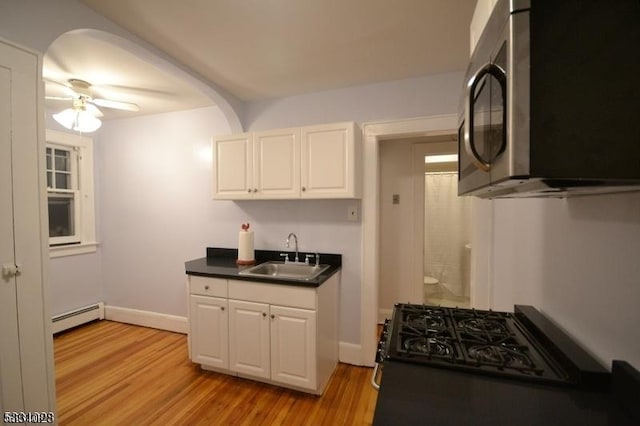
top-left (347, 205), bottom-right (359, 221)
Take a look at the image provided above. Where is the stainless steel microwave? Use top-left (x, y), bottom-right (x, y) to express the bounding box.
top-left (458, 0), bottom-right (640, 198)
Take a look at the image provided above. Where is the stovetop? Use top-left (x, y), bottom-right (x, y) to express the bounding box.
top-left (379, 304), bottom-right (609, 388)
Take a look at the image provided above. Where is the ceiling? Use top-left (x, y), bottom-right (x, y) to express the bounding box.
top-left (45, 0), bottom-right (475, 121)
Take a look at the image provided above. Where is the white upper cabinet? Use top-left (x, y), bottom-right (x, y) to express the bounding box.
top-left (301, 122), bottom-right (361, 199)
top-left (214, 133), bottom-right (252, 199)
top-left (253, 128), bottom-right (300, 199)
top-left (213, 122), bottom-right (361, 200)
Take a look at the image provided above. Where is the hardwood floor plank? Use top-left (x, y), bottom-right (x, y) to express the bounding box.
top-left (54, 320), bottom-right (378, 425)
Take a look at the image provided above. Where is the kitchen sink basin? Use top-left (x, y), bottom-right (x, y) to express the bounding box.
top-left (239, 261), bottom-right (331, 281)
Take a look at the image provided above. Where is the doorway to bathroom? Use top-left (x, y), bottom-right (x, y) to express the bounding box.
top-left (421, 153), bottom-right (471, 308)
top-left (411, 139), bottom-right (471, 309)
top-left (377, 132), bottom-right (471, 322)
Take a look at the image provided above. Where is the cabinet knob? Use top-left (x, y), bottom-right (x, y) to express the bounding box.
top-left (270, 314), bottom-right (275, 319)
top-left (204, 285), bottom-right (210, 290)
top-left (247, 189), bottom-right (252, 193)
top-left (253, 188), bottom-right (258, 193)
top-left (302, 186), bottom-right (306, 192)
top-left (262, 312), bottom-right (267, 318)
top-left (221, 306), bottom-right (225, 311)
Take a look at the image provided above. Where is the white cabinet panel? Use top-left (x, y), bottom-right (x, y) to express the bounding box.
top-left (214, 133), bottom-right (252, 199)
top-left (270, 305), bottom-right (316, 390)
top-left (253, 128), bottom-right (300, 198)
top-left (301, 122), bottom-right (361, 198)
top-left (189, 295), bottom-right (228, 370)
top-left (189, 276), bottom-right (227, 297)
top-left (228, 299), bottom-right (270, 379)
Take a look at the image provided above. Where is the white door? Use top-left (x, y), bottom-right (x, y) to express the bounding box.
top-left (270, 305), bottom-right (316, 390)
top-left (253, 128), bottom-right (300, 199)
top-left (0, 47), bottom-right (24, 415)
top-left (301, 122), bottom-right (353, 198)
top-left (0, 40), bottom-right (55, 414)
top-left (214, 133), bottom-right (253, 199)
top-left (189, 295), bottom-right (229, 370)
top-left (228, 300), bottom-right (270, 379)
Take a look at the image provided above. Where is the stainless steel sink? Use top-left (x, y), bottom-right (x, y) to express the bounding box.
top-left (239, 261), bottom-right (331, 281)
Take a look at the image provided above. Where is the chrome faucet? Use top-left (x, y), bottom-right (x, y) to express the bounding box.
top-left (285, 233), bottom-right (299, 263)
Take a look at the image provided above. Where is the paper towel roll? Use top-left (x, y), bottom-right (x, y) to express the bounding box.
top-left (237, 223), bottom-right (255, 265)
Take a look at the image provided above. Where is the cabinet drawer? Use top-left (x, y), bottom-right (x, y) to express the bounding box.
top-left (189, 276), bottom-right (227, 297)
top-left (228, 279), bottom-right (316, 309)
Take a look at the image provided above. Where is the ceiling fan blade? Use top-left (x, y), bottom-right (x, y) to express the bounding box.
top-left (45, 96), bottom-right (74, 101)
top-left (91, 98), bottom-right (139, 112)
top-left (85, 103), bottom-right (104, 118)
top-left (44, 78), bottom-right (79, 98)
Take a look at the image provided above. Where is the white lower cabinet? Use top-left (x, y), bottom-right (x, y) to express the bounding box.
top-left (188, 273), bottom-right (339, 395)
top-left (270, 305), bottom-right (317, 389)
top-left (228, 299), bottom-right (271, 379)
top-left (190, 295), bottom-right (229, 370)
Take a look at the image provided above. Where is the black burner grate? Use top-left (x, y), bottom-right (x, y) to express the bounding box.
top-left (384, 303), bottom-right (568, 384)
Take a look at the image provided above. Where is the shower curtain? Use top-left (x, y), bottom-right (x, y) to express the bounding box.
top-left (424, 172), bottom-right (471, 297)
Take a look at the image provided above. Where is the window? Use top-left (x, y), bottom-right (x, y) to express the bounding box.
top-left (46, 130), bottom-right (97, 257)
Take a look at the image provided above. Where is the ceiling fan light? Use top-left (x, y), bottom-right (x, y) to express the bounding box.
top-left (53, 108), bottom-right (77, 129)
top-left (53, 108), bottom-right (102, 133)
top-left (74, 111), bottom-right (102, 132)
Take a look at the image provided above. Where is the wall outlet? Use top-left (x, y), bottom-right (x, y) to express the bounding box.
top-left (347, 205), bottom-right (359, 221)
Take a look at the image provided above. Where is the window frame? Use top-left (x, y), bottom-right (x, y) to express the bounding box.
top-left (46, 129), bottom-right (97, 258)
top-left (47, 144), bottom-right (80, 245)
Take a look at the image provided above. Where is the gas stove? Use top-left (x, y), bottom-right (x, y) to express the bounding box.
top-left (375, 304), bottom-right (610, 389)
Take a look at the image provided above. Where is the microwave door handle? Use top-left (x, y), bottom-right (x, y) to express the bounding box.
top-left (464, 63), bottom-right (506, 172)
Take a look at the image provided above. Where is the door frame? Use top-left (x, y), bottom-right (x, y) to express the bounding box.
top-left (360, 114), bottom-right (458, 366)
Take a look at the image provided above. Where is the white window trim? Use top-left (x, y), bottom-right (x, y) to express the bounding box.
top-left (46, 129), bottom-right (98, 258)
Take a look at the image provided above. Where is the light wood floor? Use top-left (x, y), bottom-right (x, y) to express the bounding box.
top-left (54, 320), bottom-right (378, 425)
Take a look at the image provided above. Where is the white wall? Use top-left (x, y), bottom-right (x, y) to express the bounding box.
top-left (245, 72), bottom-right (464, 131)
top-left (378, 140), bottom-right (415, 313)
top-left (480, 193), bottom-right (640, 369)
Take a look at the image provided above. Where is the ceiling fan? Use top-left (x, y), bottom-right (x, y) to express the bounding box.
top-left (46, 79), bottom-right (140, 132)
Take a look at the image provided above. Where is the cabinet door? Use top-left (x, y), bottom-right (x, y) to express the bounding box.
top-left (213, 133), bottom-right (253, 199)
top-left (190, 295), bottom-right (229, 370)
top-left (270, 305), bottom-right (317, 390)
top-left (228, 300), bottom-right (270, 379)
top-left (301, 122), bottom-right (360, 198)
top-left (253, 128), bottom-right (300, 199)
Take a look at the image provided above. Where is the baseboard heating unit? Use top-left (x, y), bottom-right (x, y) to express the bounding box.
top-left (52, 302), bottom-right (105, 334)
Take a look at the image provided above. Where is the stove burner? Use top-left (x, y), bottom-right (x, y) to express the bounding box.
top-left (468, 344), bottom-right (537, 372)
top-left (405, 313), bottom-right (445, 329)
top-left (458, 318), bottom-right (508, 335)
top-left (403, 337), bottom-right (454, 358)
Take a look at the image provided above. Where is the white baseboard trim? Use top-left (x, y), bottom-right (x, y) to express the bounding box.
top-left (104, 305), bottom-right (188, 334)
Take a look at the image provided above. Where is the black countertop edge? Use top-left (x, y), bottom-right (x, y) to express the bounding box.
top-left (612, 360), bottom-right (640, 423)
top-left (184, 247), bottom-right (342, 288)
top-left (206, 247), bottom-right (342, 267)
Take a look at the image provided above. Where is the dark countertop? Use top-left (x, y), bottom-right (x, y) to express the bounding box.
top-left (373, 360), bottom-right (639, 426)
top-left (185, 247), bottom-right (341, 288)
